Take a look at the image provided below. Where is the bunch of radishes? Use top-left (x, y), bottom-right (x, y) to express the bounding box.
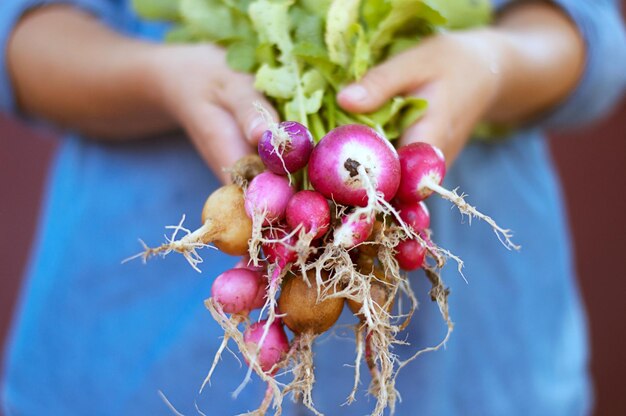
top-left (134, 119), bottom-right (518, 415)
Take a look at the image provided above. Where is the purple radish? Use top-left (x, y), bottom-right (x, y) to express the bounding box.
top-left (245, 171), bottom-right (295, 225)
top-left (258, 121), bottom-right (314, 175)
top-left (308, 125), bottom-right (400, 207)
top-left (286, 190), bottom-right (331, 240)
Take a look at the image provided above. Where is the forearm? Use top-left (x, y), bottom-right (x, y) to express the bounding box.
top-left (486, 2), bottom-right (585, 124)
top-left (7, 5), bottom-right (175, 139)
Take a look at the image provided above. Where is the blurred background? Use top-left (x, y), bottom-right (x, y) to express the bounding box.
top-left (2, 2), bottom-right (626, 409)
top-left (2, 98), bottom-right (625, 415)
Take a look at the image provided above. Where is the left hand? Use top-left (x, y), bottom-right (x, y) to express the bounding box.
top-left (337, 30), bottom-right (503, 166)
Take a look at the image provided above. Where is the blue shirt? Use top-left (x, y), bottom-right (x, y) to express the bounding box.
top-left (1, 1), bottom-right (625, 415)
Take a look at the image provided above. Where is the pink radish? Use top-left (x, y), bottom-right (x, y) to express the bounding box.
top-left (285, 190), bottom-right (331, 240)
top-left (245, 171), bottom-right (295, 225)
top-left (397, 142), bottom-right (519, 250)
top-left (333, 211), bottom-right (375, 248)
top-left (308, 124), bottom-right (400, 207)
top-left (211, 268), bottom-right (267, 314)
top-left (258, 121), bottom-right (314, 175)
top-left (244, 319), bottom-right (290, 374)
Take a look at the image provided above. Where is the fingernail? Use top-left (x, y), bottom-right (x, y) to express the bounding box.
top-left (340, 84), bottom-right (368, 102)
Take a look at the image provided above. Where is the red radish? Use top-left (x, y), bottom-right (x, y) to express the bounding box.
top-left (396, 142), bottom-right (519, 250)
top-left (258, 121), bottom-right (314, 175)
top-left (394, 238), bottom-right (427, 271)
top-left (308, 124), bottom-right (400, 207)
top-left (333, 211), bottom-right (375, 248)
top-left (286, 190), bottom-right (331, 240)
top-left (394, 200), bottom-right (431, 232)
top-left (263, 226), bottom-right (298, 273)
top-left (244, 319), bottom-right (290, 373)
top-left (211, 268), bottom-right (266, 314)
top-left (396, 143), bottom-right (446, 203)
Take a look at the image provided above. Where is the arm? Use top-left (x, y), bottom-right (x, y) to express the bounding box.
top-left (6, 5), bottom-right (276, 182)
top-left (337, 1), bottom-right (626, 163)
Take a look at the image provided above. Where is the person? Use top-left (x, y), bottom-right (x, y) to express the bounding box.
top-left (1, 0), bottom-right (625, 414)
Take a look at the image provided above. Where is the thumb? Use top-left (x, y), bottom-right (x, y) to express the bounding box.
top-left (337, 49), bottom-right (430, 113)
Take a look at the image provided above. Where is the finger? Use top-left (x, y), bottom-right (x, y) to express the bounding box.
top-left (217, 73), bottom-right (279, 145)
top-left (337, 49), bottom-right (432, 113)
top-left (185, 104), bottom-right (254, 184)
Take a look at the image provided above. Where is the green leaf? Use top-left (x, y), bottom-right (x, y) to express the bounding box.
top-left (248, 0), bottom-right (293, 60)
top-left (132, 0), bottom-right (180, 20)
top-left (300, 0), bottom-right (333, 17)
top-left (423, 0), bottom-right (492, 29)
top-left (285, 89), bottom-right (324, 120)
top-left (325, 0), bottom-right (362, 66)
top-left (362, 0), bottom-right (391, 32)
top-left (179, 0), bottom-right (252, 42)
top-left (255, 64), bottom-right (298, 99)
top-left (349, 23), bottom-right (370, 80)
top-left (227, 40), bottom-right (258, 72)
top-left (357, 96), bottom-right (428, 139)
top-left (369, 0), bottom-right (445, 54)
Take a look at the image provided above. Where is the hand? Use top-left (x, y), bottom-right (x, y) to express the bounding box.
top-left (337, 30), bottom-right (503, 166)
top-left (147, 44), bottom-right (277, 183)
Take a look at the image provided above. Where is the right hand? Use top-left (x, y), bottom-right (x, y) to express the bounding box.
top-left (146, 44), bottom-right (277, 183)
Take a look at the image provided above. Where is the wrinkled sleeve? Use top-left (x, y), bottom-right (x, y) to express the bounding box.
top-left (0, 0), bottom-right (117, 114)
top-left (494, 0), bottom-right (626, 129)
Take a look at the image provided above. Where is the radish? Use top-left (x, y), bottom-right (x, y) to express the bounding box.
top-left (245, 171), bottom-right (295, 225)
top-left (394, 238), bottom-right (427, 271)
top-left (245, 171), bottom-right (296, 265)
top-left (244, 319), bottom-right (290, 374)
top-left (230, 154), bottom-right (266, 187)
top-left (278, 270), bottom-right (344, 413)
top-left (131, 184), bottom-right (252, 271)
top-left (285, 190), bottom-right (331, 240)
top-left (242, 318), bottom-right (291, 415)
top-left (201, 267), bottom-right (268, 392)
top-left (333, 211), bottom-right (375, 248)
top-left (258, 121), bottom-right (314, 175)
top-left (394, 200), bottom-right (431, 232)
top-left (233, 225), bottom-right (299, 399)
top-left (396, 142), bottom-right (519, 250)
top-left (211, 268), bottom-right (267, 314)
top-left (279, 271), bottom-right (344, 335)
top-left (308, 124), bottom-right (400, 207)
